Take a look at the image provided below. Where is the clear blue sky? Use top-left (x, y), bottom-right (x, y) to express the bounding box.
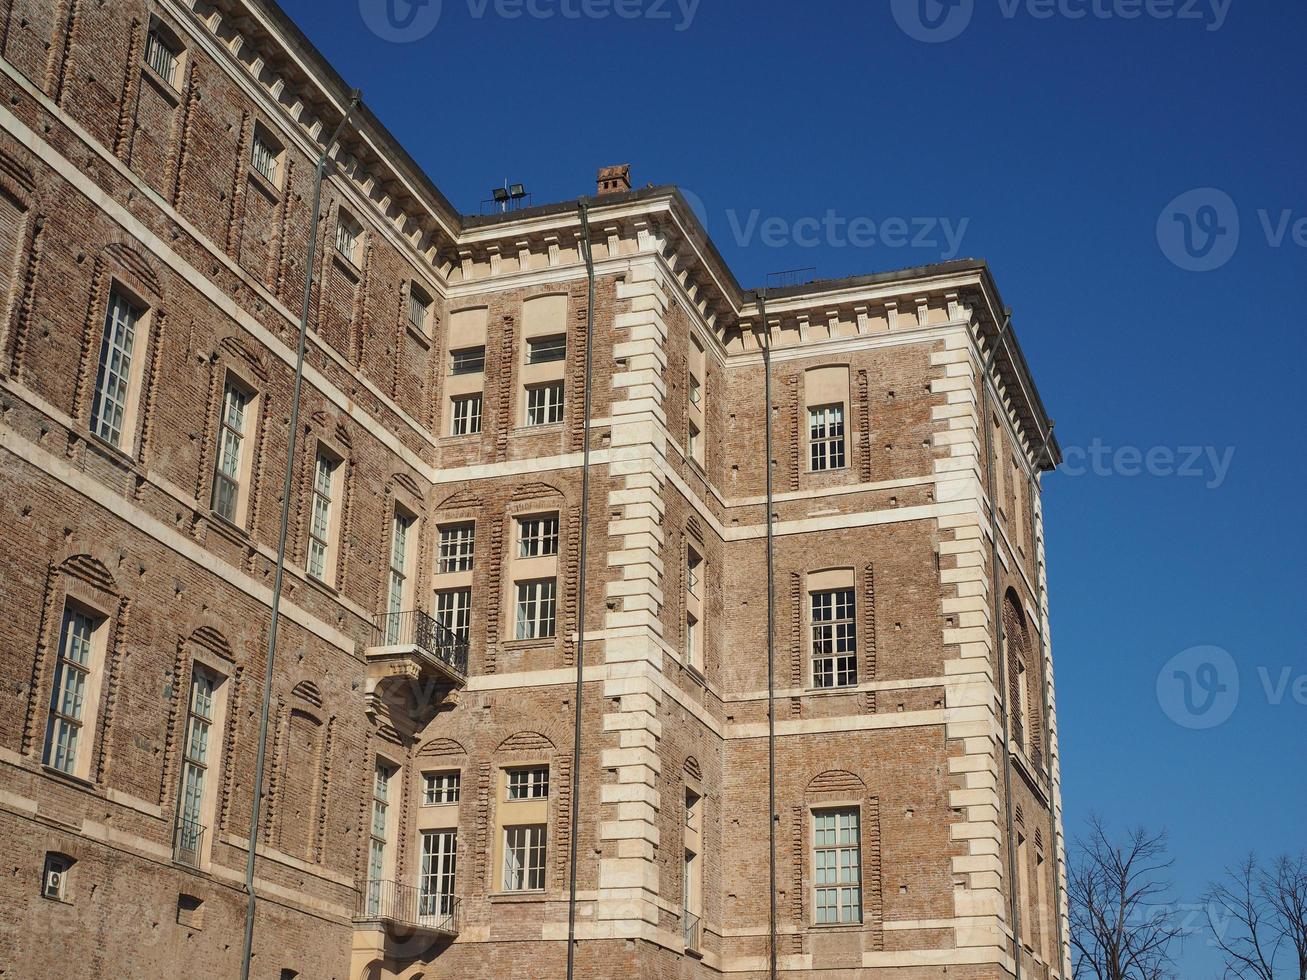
top-left (280, 1), bottom-right (1305, 974)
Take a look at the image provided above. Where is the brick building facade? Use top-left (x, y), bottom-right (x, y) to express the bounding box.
top-left (0, 1), bottom-right (1070, 977)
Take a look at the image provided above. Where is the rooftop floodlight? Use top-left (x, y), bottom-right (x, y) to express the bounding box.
top-left (509, 183), bottom-right (527, 199)
top-left (493, 186), bottom-right (510, 203)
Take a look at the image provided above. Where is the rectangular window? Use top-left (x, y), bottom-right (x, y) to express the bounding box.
top-left (419, 830), bottom-right (458, 919)
top-left (514, 580), bottom-right (557, 640)
top-left (385, 512), bottom-right (413, 642)
top-left (43, 608), bottom-right (98, 775)
top-left (42, 853), bottom-right (71, 901)
top-left (90, 290), bottom-right (141, 449)
top-left (525, 382), bottom-right (565, 426)
top-left (366, 762), bottom-right (394, 914)
top-left (144, 25), bottom-right (180, 87)
top-left (437, 524), bottom-right (475, 574)
top-left (526, 334), bottom-right (567, 365)
top-left (689, 373), bottom-right (702, 408)
top-left (809, 405), bottom-right (847, 472)
top-left (175, 669), bottom-right (215, 866)
top-left (517, 515), bottom-right (559, 558)
top-left (450, 394), bottom-right (483, 436)
top-left (423, 771), bottom-right (461, 806)
top-left (211, 381), bottom-right (251, 522)
top-left (450, 346), bottom-right (486, 376)
top-left (251, 132), bottom-right (280, 185)
top-left (811, 588), bottom-right (857, 688)
top-left (335, 212), bottom-right (361, 264)
top-left (503, 824), bottom-right (546, 892)
top-left (506, 766), bottom-right (550, 800)
top-left (686, 613), bottom-right (699, 665)
top-left (435, 588), bottom-right (471, 644)
top-left (408, 285), bottom-right (431, 334)
top-left (687, 547), bottom-right (703, 598)
top-left (814, 809), bottom-right (861, 924)
top-left (306, 451), bottom-right (339, 582)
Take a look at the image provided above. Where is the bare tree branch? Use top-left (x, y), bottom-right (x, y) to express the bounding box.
top-left (1070, 815), bottom-right (1182, 980)
top-left (1206, 851), bottom-right (1307, 980)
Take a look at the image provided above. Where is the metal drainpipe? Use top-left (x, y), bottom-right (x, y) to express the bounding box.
top-left (980, 312), bottom-right (1023, 980)
top-left (566, 197), bottom-right (597, 980)
top-left (758, 291), bottom-right (779, 980)
top-left (238, 90), bottom-right (360, 980)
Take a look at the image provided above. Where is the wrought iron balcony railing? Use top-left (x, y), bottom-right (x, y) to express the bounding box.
top-left (370, 610), bottom-right (469, 680)
top-left (355, 879), bottom-right (460, 936)
top-left (173, 817), bottom-right (205, 868)
top-left (682, 911), bottom-right (702, 952)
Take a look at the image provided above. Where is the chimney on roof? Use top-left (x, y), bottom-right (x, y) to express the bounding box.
top-left (596, 164), bottom-right (632, 196)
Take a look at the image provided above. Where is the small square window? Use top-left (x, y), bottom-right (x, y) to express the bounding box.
top-left (450, 394), bottom-right (483, 436)
top-left (42, 853), bottom-right (72, 901)
top-left (335, 212), bottom-right (362, 264)
top-left (408, 284), bottom-right (432, 334)
top-left (451, 346), bottom-right (486, 376)
top-left (518, 515), bottom-right (559, 558)
top-left (423, 771), bottom-right (461, 806)
top-left (144, 23), bottom-right (181, 88)
top-left (506, 766), bottom-right (550, 800)
top-left (251, 129), bottom-right (282, 186)
top-left (437, 524), bottom-right (475, 574)
top-left (525, 382), bottom-right (564, 426)
top-left (527, 335), bottom-right (567, 365)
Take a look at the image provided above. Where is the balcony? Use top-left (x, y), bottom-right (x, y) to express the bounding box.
top-left (363, 611), bottom-right (468, 715)
top-left (353, 879), bottom-right (460, 938)
top-left (173, 818), bottom-right (205, 868)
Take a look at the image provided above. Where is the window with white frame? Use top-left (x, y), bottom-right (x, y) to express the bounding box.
top-left (408, 284), bottom-right (432, 334)
top-left (366, 762), bottom-right (395, 913)
top-left (526, 334), bottom-right (567, 365)
top-left (385, 511), bottom-right (414, 642)
top-left (43, 607), bottom-right (100, 775)
top-left (450, 346), bottom-right (486, 376)
top-left (517, 515), bottom-right (559, 558)
top-left (335, 211), bottom-right (362, 265)
top-left (306, 450), bottom-right (340, 582)
top-left (423, 771), bottom-right (461, 806)
top-left (809, 405), bottom-right (847, 472)
top-left (507, 766), bottom-right (550, 800)
top-left (687, 547), bottom-right (703, 598)
top-left (90, 290), bottom-right (142, 449)
top-left (450, 393), bottom-right (483, 436)
top-left (814, 809), bottom-right (862, 925)
top-left (419, 829), bottom-right (458, 918)
top-left (811, 588), bottom-right (857, 688)
top-left (175, 668), bottom-right (217, 865)
top-left (503, 824), bottom-right (546, 892)
top-left (438, 524), bottom-right (475, 574)
top-left (251, 129), bottom-right (281, 185)
top-left (144, 22), bottom-right (181, 87)
top-left (525, 382), bottom-right (564, 426)
top-left (514, 580), bottom-right (557, 640)
top-left (435, 588), bottom-right (471, 644)
top-left (211, 380), bottom-right (251, 523)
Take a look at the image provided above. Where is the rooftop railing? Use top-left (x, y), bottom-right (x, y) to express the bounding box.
top-left (355, 879), bottom-right (460, 936)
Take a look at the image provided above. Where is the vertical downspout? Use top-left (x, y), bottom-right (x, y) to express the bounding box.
top-left (980, 313), bottom-right (1022, 980)
top-left (239, 90), bottom-right (360, 980)
top-left (566, 198), bottom-right (597, 980)
top-left (758, 291), bottom-right (779, 980)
